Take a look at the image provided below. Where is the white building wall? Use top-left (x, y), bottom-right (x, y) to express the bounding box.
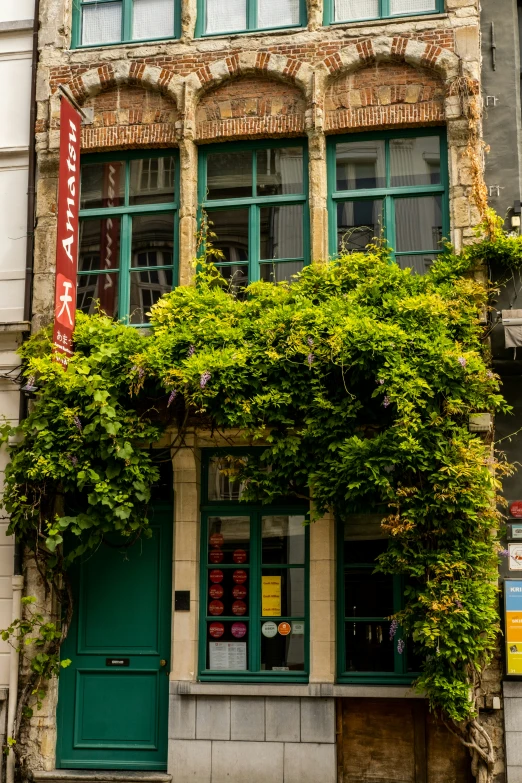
top-left (0, 2), bottom-right (34, 689)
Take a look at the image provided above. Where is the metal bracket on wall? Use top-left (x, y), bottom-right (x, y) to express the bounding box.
top-left (491, 22), bottom-right (496, 70)
top-left (485, 95), bottom-right (499, 107)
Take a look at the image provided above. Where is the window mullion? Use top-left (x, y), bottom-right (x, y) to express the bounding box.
top-left (119, 212), bottom-right (132, 323)
top-left (384, 195), bottom-right (395, 261)
top-left (247, 0), bottom-right (256, 31)
top-left (250, 512), bottom-right (261, 672)
top-left (381, 0), bottom-right (390, 17)
top-left (122, 0), bottom-right (133, 41)
top-left (249, 205), bottom-right (260, 283)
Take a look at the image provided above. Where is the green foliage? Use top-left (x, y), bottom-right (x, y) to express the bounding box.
top-left (0, 241), bottom-right (511, 729)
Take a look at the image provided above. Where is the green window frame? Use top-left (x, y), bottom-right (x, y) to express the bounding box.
top-left (323, 0), bottom-right (443, 26)
top-left (327, 129), bottom-right (449, 274)
top-left (78, 150), bottom-right (179, 326)
top-left (195, 0), bottom-right (306, 37)
top-left (198, 140), bottom-right (309, 290)
top-left (337, 529), bottom-right (420, 684)
top-left (72, 0), bottom-right (181, 49)
top-left (199, 450), bottom-right (309, 682)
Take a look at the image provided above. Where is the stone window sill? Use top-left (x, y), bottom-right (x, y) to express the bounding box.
top-left (172, 680), bottom-right (425, 699)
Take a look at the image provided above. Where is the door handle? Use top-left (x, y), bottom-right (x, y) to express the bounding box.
top-left (160, 659), bottom-right (169, 675)
top-left (160, 660), bottom-right (167, 667)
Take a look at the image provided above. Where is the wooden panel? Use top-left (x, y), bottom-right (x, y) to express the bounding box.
top-left (426, 711), bottom-right (472, 783)
top-left (337, 699), bottom-right (472, 783)
top-left (341, 699), bottom-right (416, 783)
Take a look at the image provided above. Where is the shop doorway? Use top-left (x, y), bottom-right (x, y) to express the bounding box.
top-left (56, 505), bottom-right (173, 769)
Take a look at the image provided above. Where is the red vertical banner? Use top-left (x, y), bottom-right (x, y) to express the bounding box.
top-left (52, 97), bottom-right (81, 367)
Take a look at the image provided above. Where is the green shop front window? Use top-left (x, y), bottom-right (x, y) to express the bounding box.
top-left (198, 142), bottom-right (309, 292)
top-left (338, 526), bottom-right (420, 683)
top-left (328, 130), bottom-right (448, 274)
top-left (77, 153), bottom-right (178, 325)
top-left (73, 0), bottom-right (180, 48)
top-left (200, 454), bottom-right (309, 681)
top-left (196, 0), bottom-right (305, 36)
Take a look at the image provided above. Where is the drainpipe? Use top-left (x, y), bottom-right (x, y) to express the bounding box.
top-left (6, 2), bottom-right (40, 781)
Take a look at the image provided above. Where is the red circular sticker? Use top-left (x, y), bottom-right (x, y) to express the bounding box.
top-left (209, 584), bottom-right (224, 599)
top-left (209, 600), bottom-right (224, 616)
top-left (210, 569), bottom-right (224, 583)
top-left (209, 622), bottom-right (225, 638)
top-left (233, 569), bottom-right (247, 584)
top-left (233, 549), bottom-right (247, 564)
top-left (278, 621), bottom-right (292, 636)
top-left (231, 622), bottom-right (247, 638)
top-left (510, 501), bottom-right (522, 518)
top-left (232, 585), bottom-right (247, 600)
top-left (232, 600), bottom-right (247, 616)
top-left (209, 550), bottom-right (224, 564)
top-left (210, 533), bottom-right (224, 548)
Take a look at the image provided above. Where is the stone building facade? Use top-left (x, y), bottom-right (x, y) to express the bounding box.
top-left (22, 0), bottom-right (509, 781)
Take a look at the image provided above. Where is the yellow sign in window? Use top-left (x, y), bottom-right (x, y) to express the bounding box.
top-left (261, 576), bottom-right (281, 617)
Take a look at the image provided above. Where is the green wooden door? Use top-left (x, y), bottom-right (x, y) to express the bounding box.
top-left (57, 506), bottom-right (173, 770)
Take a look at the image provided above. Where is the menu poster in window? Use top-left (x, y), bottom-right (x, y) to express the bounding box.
top-left (505, 580), bottom-right (522, 675)
top-left (209, 641), bottom-right (247, 670)
top-left (261, 576), bottom-right (281, 617)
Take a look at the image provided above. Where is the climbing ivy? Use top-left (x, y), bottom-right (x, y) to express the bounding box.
top-left (0, 236), bottom-right (516, 780)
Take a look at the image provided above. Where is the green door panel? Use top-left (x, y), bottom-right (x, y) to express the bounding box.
top-left (57, 506), bottom-right (173, 770)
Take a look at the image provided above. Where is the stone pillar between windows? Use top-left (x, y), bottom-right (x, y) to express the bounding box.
top-left (170, 436), bottom-right (201, 681)
top-left (309, 509), bottom-right (335, 684)
top-left (178, 138), bottom-right (198, 287)
top-left (307, 129), bottom-right (329, 264)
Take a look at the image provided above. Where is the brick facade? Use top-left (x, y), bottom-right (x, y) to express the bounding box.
top-left (25, 1), bottom-right (507, 781)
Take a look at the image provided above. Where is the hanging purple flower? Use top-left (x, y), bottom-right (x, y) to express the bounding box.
top-left (67, 453), bottom-right (78, 466)
top-left (499, 548), bottom-right (510, 558)
top-left (454, 599), bottom-right (463, 609)
top-left (307, 336), bottom-right (314, 347)
top-left (307, 353), bottom-right (314, 368)
top-left (187, 345), bottom-right (195, 357)
top-left (383, 395), bottom-right (391, 408)
top-left (138, 367), bottom-right (145, 379)
top-left (131, 365), bottom-right (137, 373)
top-left (377, 378), bottom-right (384, 385)
top-left (397, 639), bottom-right (405, 655)
top-left (458, 356), bottom-right (467, 367)
top-left (389, 618), bottom-right (398, 640)
top-left (167, 389), bottom-right (178, 407)
top-left (487, 371), bottom-right (494, 379)
top-left (200, 371), bottom-right (211, 389)
top-left (73, 416), bottom-right (82, 432)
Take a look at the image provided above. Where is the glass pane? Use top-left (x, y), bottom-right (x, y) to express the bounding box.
top-left (208, 516), bottom-right (250, 565)
top-left (395, 196), bottom-right (442, 252)
top-left (131, 213), bottom-right (174, 267)
top-left (258, 0), bottom-right (299, 27)
top-left (345, 622), bottom-right (395, 672)
top-left (208, 455), bottom-right (249, 501)
top-left (82, 2), bottom-right (122, 45)
top-left (80, 161), bottom-right (124, 210)
top-left (206, 209), bottom-right (249, 263)
top-left (343, 538), bottom-right (388, 565)
top-left (344, 569), bottom-right (394, 618)
top-left (129, 269), bottom-right (172, 324)
top-left (257, 148), bottom-right (303, 196)
top-left (132, 0), bottom-right (175, 40)
top-left (390, 0), bottom-right (436, 13)
top-left (396, 254), bottom-right (437, 275)
top-left (390, 136), bottom-right (441, 187)
top-left (207, 623), bottom-right (248, 670)
top-left (79, 217), bottom-right (121, 272)
top-left (337, 200), bottom-right (383, 253)
top-left (206, 152), bottom-right (253, 200)
top-left (77, 272), bottom-right (119, 318)
top-left (262, 515), bottom-right (305, 564)
top-left (260, 205), bottom-right (303, 260)
top-left (261, 568), bottom-right (305, 616)
top-left (207, 566), bottom-right (250, 617)
top-left (261, 621), bottom-right (305, 671)
top-left (205, 0), bottom-right (247, 32)
top-left (334, 0), bottom-right (379, 19)
top-left (216, 264), bottom-right (249, 295)
top-left (129, 157), bottom-right (176, 205)
top-left (260, 261), bottom-right (303, 283)
top-left (336, 141), bottom-right (385, 191)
